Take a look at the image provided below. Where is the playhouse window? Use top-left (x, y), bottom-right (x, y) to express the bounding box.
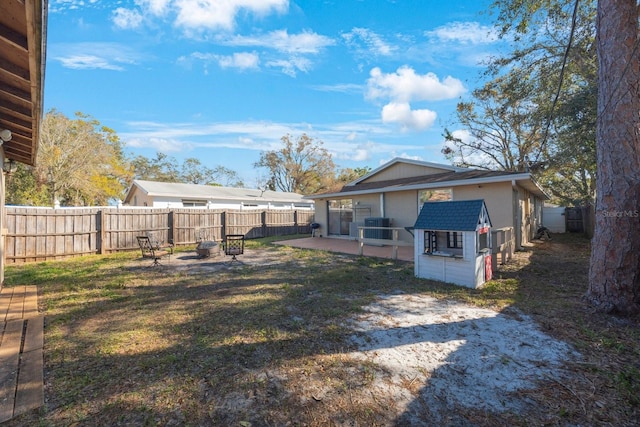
top-left (447, 232), bottom-right (463, 249)
top-left (478, 229), bottom-right (490, 252)
top-left (424, 231), bottom-right (438, 253)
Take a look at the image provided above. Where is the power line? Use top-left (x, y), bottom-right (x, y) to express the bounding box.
top-left (534, 0), bottom-right (580, 164)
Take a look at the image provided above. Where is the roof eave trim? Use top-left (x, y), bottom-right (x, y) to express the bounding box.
top-left (308, 173), bottom-right (541, 199)
top-left (349, 157), bottom-right (466, 185)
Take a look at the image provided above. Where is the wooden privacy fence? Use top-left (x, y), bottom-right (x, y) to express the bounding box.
top-left (4, 207), bottom-right (315, 264)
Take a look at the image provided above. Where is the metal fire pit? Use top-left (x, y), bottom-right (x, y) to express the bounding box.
top-left (196, 240), bottom-right (219, 258)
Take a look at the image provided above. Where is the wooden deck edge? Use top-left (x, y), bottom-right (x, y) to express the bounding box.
top-left (0, 287), bottom-right (44, 423)
top-left (0, 319), bottom-right (24, 423)
top-left (14, 348), bottom-right (44, 417)
top-left (22, 316), bottom-right (44, 353)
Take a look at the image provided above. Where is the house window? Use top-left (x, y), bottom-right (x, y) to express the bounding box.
top-left (424, 231), bottom-right (438, 253)
top-left (447, 232), bottom-right (463, 249)
top-left (182, 199), bottom-right (207, 207)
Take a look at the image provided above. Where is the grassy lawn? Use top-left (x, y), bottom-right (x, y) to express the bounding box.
top-left (3, 234), bottom-right (639, 426)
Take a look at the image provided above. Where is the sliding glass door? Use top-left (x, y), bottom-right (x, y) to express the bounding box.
top-left (327, 199), bottom-right (353, 236)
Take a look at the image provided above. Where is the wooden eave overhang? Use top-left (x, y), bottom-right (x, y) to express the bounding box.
top-left (0, 0), bottom-right (47, 166)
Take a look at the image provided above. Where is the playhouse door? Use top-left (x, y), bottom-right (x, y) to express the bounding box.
top-left (484, 255), bottom-right (492, 281)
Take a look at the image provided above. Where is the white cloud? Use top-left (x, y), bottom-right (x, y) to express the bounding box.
top-left (425, 21), bottom-right (500, 45)
top-left (112, 8), bottom-right (144, 30)
top-left (51, 43), bottom-right (141, 70)
top-left (217, 52), bottom-right (260, 70)
top-left (110, 0), bottom-right (288, 33)
top-left (381, 102), bottom-right (437, 131)
top-left (174, 0), bottom-right (288, 31)
top-left (342, 27), bottom-right (397, 57)
top-left (120, 119), bottom-right (422, 163)
top-left (367, 66), bottom-right (465, 102)
top-left (310, 83), bottom-right (363, 94)
top-left (137, 0), bottom-right (172, 16)
top-left (351, 148), bottom-right (370, 162)
top-left (57, 55), bottom-right (124, 70)
top-left (217, 30), bottom-right (333, 76)
top-left (222, 30), bottom-right (335, 54)
top-left (365, 66), bottom-right (464, 132)
top-left (265, 57), bottom-right (312, 77)
top-left (179, 51), bottom-right (260, 72)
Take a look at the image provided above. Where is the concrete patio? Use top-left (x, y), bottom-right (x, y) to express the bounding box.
top-left (272, 237), bottom-right (414, 262)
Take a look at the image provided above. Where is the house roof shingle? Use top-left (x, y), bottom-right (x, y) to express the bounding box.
top-left (414, 200), bottom-right (490, 231)
top-left (338, 169), bottom-right (519, 194)
top-left (125, 180), bottom-right (313, 205)
top-left (306, 163), bottom-right (548, 200)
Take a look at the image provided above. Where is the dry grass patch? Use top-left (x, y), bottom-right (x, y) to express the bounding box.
top-left (2, 234), bottom-right (639, 426)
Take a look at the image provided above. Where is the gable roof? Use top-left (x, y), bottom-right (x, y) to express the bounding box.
top-left (414, 200), bottom-right (491, 231)
top-left (307, 162), bottom-right (548, 199)
top-left (351, 157), bottom-right (466, 185)
top-left (124, 180), bottom-right (313, 205)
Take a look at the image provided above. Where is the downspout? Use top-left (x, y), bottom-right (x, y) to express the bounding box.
top-left (380, 193), bottom-right (385, 217)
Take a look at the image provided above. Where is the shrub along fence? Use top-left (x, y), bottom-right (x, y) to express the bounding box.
top-left (4, 207), bottom-right (315, 264)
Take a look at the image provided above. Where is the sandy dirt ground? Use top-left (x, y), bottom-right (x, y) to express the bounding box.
top-left (141, 248), bottom-right (580, 424)
top-left (347, 293), bottom-right (579, 424)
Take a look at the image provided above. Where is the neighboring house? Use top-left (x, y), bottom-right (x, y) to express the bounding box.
top-left (0, 0), bottom-right (47, 286)
top-left (414, 200), bottom-right (493, 288)
top-left (124, 180), bottom-right (315, 210)
top-left (306, 158), bottom-right (549, 256)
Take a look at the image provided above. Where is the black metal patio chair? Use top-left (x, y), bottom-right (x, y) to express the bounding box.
top-left (223, 234), bottom-right (245, 262)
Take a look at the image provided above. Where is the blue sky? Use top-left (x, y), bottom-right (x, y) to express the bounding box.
top-left (45, 0), bottom-right (507, 187)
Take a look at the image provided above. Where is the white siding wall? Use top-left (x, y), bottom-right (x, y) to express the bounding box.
top-left (462, 232), bottom-right (475, 260)
top-left (415, 230), bottom-right (484, 288)
top-left (475, 256), bottom-right (486, 288)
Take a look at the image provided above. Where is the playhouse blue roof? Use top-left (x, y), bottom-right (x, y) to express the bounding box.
top-left (414, 199), bottom-right (490, 231)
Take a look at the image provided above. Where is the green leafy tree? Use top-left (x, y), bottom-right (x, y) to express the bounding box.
top-left (10, 110), bottom-right (133, 206)
top-left (538, 84), bottom-right (596, 205)
top-left (132, 154), bottom-right (244, 187)
top-left (5, 163), bottom-right (49, 205)
top-left (131, 153), bottom-right (181, 182)
top-left (445, 0), bottom-right (597, 205)
top-left (255, 134), bottom-right (336, 194)
top-left (443, 73), bottom-right (546, 172)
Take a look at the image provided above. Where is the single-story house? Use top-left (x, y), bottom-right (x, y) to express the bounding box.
top-left (124, 180), bottom-right (315, 210)
top-left (414, 199), bottom-right (493, 288)
top-left (306, 158), bottom-right (549, 258)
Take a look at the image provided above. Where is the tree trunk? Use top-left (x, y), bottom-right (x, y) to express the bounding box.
top-left (587, 0), bottom-right (640, 315)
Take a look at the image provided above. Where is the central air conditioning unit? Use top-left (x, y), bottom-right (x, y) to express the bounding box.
top-left (364, 217), bottom-right (391, 239)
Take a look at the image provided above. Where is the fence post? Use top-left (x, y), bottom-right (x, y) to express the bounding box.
top-left (262, 211), bottom-right (267, 238)
top-left (168, 211), bottom-right (175, 244)
top-left (222, 211), bottom-right (226, 238)
top-left (97, 210), bottom-right (105, 254)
